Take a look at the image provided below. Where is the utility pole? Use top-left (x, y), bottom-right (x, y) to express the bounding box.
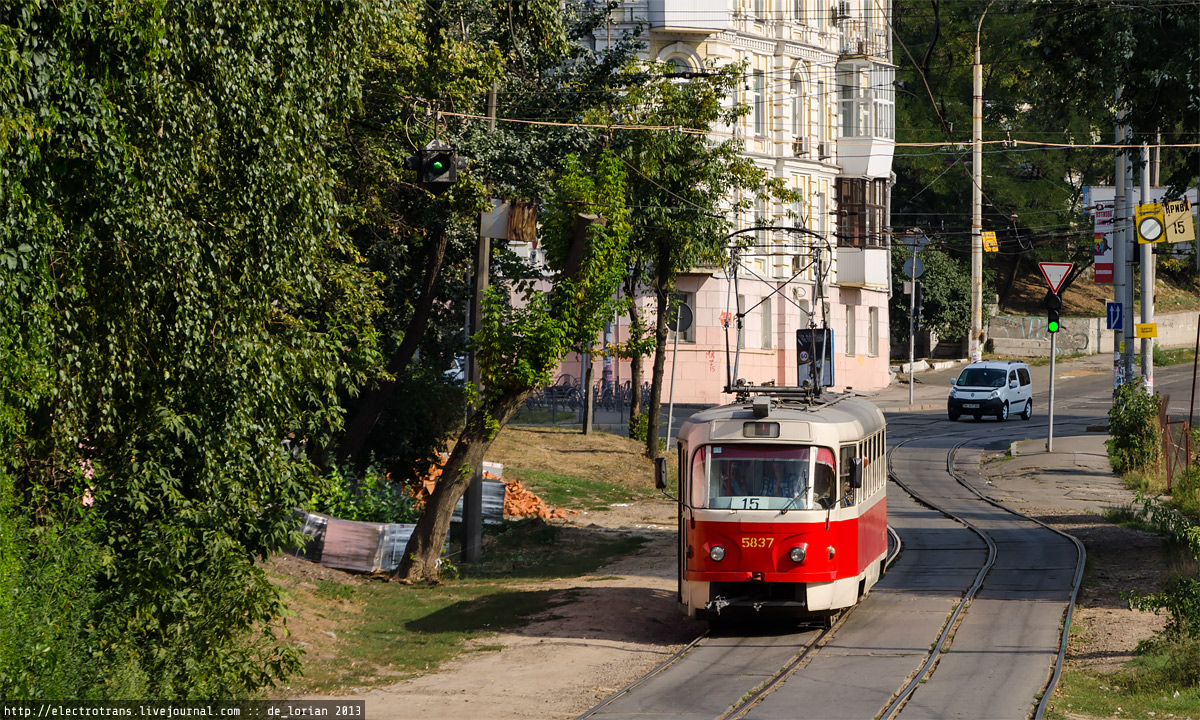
top-left (1140, 143), bottom-right (1155, 390)
top-left (970, 8), bottom-right (988, 363)
top-left (1123, 125), bottom-right (1136, 382)
top-left (1113, 97), bottom-right (1127, 390)
top-left (462, 85), bottom-right (500, 563)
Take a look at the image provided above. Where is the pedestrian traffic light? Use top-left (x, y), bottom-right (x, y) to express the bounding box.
top-left (404, 140), bottom-right (468, 195)
top-left (1045, 291), bottom-right (1062, 333)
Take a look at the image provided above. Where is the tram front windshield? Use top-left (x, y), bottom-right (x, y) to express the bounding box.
top-left (692, 444), bottom-right (837, 511)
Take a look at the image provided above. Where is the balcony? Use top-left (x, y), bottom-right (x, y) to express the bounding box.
top-left (835, 246), bottom-right (889, 289)
top-left (836, 136), bottom-right (894, 178)
top-left (648, 0), bottom-right (729, 33)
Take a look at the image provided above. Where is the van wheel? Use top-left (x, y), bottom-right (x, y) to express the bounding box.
top-left (1021, 399), bottom-right (1032, 420)
top-left (997, 402), bottom-right (1009, 422)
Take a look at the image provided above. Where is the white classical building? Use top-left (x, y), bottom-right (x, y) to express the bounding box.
top-left (562, 0), bottom-right (896, 404)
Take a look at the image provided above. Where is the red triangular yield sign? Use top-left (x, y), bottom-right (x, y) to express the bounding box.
top-left (1038, 262), bottom-right (1073, 294)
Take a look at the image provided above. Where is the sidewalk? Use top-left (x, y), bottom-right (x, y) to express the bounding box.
top-left (961, 434), bottom-right (1130, 517)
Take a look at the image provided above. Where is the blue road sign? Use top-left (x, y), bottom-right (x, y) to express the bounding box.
top-left (1106, 301), bottom-right (1123, 331)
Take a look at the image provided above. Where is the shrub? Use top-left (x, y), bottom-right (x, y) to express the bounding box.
top-left (1107, 382), bottom-right (1161, 473)
top-left (308, 461), bottom-right (421, 524)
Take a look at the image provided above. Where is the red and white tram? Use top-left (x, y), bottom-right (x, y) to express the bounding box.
top-left (660, 392), bottom-right (887, 620)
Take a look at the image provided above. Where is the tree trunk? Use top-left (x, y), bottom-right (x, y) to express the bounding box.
top-left (998, 252), bottom-right (1021, 310)
top-left (340, 226), bottom-right (450, 465)
top-left (394, 385), bottom-right (532, 583)
top-left (644, 261), bottom-right (671, 459)
top-left (625, 275), bottom-right (645, 438)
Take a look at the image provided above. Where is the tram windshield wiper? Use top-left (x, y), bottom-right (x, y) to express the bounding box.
top-left (780, 488), bottom-right (807, 514)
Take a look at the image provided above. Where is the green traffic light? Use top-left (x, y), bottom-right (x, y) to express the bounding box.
top-left (1047, 320), bottom-right (1059, 333)
top-left (430, 160), bottom-right (445, 172)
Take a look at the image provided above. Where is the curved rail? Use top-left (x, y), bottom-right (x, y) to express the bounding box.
top-left (879, 437), bottom-right (999, 719)
top-left (942, 438), bottom-right (1087, 720)
top-left (882, 435), bottom-right (1086, 720)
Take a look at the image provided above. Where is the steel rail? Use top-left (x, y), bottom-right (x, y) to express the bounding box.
top-left (879, 437), bottom-right (999, 719)
top-left (942, 438), bottom-right (1087, 720)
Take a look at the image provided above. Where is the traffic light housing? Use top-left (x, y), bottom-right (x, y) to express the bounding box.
top-left (404, 140), bottom-right (468, 195)
top-left (1045, 291), bottom-right (1062, 333)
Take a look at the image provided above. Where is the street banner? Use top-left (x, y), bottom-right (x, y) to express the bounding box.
top-left (1092, 202), bottom-right (1113, 284)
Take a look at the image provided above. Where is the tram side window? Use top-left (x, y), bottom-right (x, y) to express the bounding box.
top-left (839, 445), bottom-right (857, 506)
top-left (813, 450), bottom-right (837, 509)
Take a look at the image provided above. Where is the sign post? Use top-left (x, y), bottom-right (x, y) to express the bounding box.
top-left (1038, 262), bottom-right (1073, 452)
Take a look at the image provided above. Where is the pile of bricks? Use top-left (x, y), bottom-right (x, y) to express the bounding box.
top-left (503, 478), bottom-right (579, 520)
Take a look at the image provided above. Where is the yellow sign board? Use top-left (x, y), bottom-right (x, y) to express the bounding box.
top-left (1135, 203), bottom-right (1166, 243)
top-left (1163, 198), bottom-right (1195, 244)
top-left (1134, 322), bottom-right (1158, 339)
top-left (982, 231), bottom-right (998, 252)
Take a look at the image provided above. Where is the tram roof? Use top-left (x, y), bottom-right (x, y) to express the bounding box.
top-left (680, 393), bottom-right (885, 443)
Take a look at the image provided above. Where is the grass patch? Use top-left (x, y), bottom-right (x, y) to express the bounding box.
top-left (1154, 346), bottom-right (1197, 367)
top-left (1048, 666), bottom-right (1200, 720)
top-left (463, 518), bottom-right (649, 580)
top-left (273, 519), bottom-right (650, 694)
top-left (283, 580), bottom-right (573, 692)
top-left (511, 467), bottom-right (655, 511)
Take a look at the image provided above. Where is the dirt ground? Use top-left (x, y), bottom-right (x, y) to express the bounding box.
top-left (280, 449), bottom-right (1170, 720)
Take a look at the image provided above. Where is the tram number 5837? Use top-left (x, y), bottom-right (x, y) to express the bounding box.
top-left (740, 537), bottom-right (774, 549)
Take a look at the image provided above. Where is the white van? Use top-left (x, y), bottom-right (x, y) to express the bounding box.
top-left (947, 360), bottom-right (1033, 422)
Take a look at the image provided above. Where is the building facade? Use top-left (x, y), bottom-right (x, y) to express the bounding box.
top-left (563, 0), bottom-right (896, 405)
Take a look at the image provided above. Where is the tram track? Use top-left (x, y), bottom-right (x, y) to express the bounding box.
top-left (881, 432), bottom-right (1087, 720)
top-left (575, 527), bottom-right (904, 720)
top-left (578, 415), bottom-right (1089, 720)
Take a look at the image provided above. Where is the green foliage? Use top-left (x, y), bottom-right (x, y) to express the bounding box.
top-left (1106, 383), bottom-right (1162, 473)
top-left (890, 246), bottom-right (973, 344)
top-left (308, 461), bottom-right (421, 525)
top-left (1122, 496), bottom-right (1200, 657)
top-left (0, 476), bottom-right (106, 701)
top-left (1, 0), bottom-right (383, 699)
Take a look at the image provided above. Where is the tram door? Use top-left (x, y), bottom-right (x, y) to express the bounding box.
top-left (676, 441), bottom-right (687, 605)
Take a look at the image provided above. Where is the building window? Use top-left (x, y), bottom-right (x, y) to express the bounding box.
top-left (838, 63), bottom-right (870, 138)
top-left (754, 196), bottom-right (769, 243)
top-left (762, 298), bottom-right (773, 349)
top-left (836, 178), bottom-right (887, 247)
top-left (751, 70), bottom-right (766, 136)
top-left (872, 65), bottom-right (895, 139)
top-left (668, 292), bottom-right (696, 343)
top-left (794, 0), bottom-right (806, 22)
top-left (845, 304), bottom-right (856, 356)
top-left (754, 0), bottom-right (765, 19)
top-left (868, 306), bottom-right (879, 356)
top-left (791, 72), bottom-right (807, 138)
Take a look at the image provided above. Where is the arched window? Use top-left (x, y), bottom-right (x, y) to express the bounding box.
top-left (790, 70), bottom-right (808, 138)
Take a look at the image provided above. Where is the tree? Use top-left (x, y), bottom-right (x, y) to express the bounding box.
top-left (1, 0), bottom-right (381, 698)
top-left (396, 150), bottom-right (631, 582)
top-left (892, 0), bottom-right (1110, 314)
top-left (608, 60), bottom-right (793, 458)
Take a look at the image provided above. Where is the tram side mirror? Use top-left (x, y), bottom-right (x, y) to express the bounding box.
top-left (848, 458), bottom-right (863, 489)
top-left (654, 457), bottom-right (668, 490)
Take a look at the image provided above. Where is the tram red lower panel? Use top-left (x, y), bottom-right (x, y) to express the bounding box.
top-left (685, 499), bottom-right (886, 584)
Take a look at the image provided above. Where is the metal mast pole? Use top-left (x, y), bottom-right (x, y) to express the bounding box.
top-left (970, 12), bottom-right (987, 363)
top-left (1140, 143), bottom-right (1155, 389)
top-left (1113, 97), bottom-right (1127, 391)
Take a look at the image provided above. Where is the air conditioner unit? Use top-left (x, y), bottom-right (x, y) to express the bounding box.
top-left (818, 142), bottom-right (832, 159)
top-left (792, 137), bottom-right (811, 157)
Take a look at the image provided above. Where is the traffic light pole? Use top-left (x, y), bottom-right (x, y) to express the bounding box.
top-left (908, 278), bottom-right (915, 406)
top-left (1048, 332), bottom-right (1057, 452)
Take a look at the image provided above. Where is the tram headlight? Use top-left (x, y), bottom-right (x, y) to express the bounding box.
top-left (789, 544), bottom-right (807, 563)
top-left (709, 545), bottom-right (726, 562)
